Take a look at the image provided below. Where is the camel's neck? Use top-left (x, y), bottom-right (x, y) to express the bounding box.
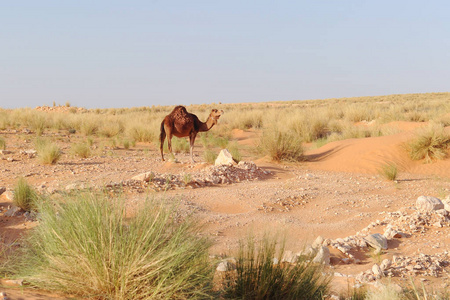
top-left (198, 117), bottom-right (216, 132)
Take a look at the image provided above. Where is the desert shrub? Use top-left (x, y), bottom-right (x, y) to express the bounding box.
top-left (27, 112), bottom-right (48, 135)
top-left (203, 149), bottom-right (217, 164)
top-left (70, 142), bottom-right (91, 158)
top-left (290, 115), bottom-right (329, 143)
top-left (34, 138), bottom-right (61, 164)
top-left (13, 177), bottom-right (39, 212)
top-left (228, 142), bottom-right (242, 163)
top-left (127, 125), bottom-right (154, 143)
top-left (378, 162), bottom-right (398, 181)
top-left (258, 129), bottom-right (303, 162)
top-left (17, 194), bottom-right (213, 299)
top-left (364, 283), bottom-right (402, 300)
top-left (223, 234), bottom-right (329, 300)
top-left (0, 136), bottom-right (5, 150)
top-left (172, 137), bottom-right (190, 153)
top-left (80, 118), bottom-right (99, 136)
top-left (99, 121), bottom-right (123, 138)
top-left (122, 140), bottom-right (130, 149)
top-left (406, 124), bottom-right (450, 163)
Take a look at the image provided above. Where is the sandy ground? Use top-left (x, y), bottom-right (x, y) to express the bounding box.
top-left (1, 121), bottom-right (450, 298)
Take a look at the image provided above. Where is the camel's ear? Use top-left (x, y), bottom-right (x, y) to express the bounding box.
top-left (211, 109), bottom-right (218, 113)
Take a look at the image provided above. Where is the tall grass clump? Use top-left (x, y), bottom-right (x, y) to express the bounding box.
top-left (127, 125), bottom-right (155, 143)
top-left (0, 136), bottom-right (5, 150)
top-left (224, 234), bottom-right (329, 300)
top-left (80, 118), bottom-right (99, 136)
top-left (34, 138), bottom-right (61, 164)
top-left (406, 124), bottom-right (450, 163)
top-left (204, 149), bottom-right (217, 164)
top-left (70, 142), bottom-right (91, 158)
top-left (13, 177), bottom-right (39, 212)
top-left (228, 142), bottom-right (242, 163)
top-left (378, 162), bottom-right (398, 181)
top-left (258, 129), bottom-right (303, 162)
top-left (18, 194), bottom-right (213, 299)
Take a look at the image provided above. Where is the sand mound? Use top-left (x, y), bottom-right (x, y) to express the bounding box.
top-left (305, 130), bottom-right (450, 178)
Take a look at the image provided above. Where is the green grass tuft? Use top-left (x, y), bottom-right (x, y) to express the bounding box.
top-left (34, 138), bottom-right (61, 164)
top-left (0, 136), bottom-right (5, 150)
top-left (70, 142), bottom-right (91, 158)
top-left (13, 177), bottom-right (39, 212)
top-left (224, 234), bottom-right (329, 300)
top-left (258, 129), bottom-right (304, 162)
top-left (203, 149), bottom-right (217, 164)
top-left (378, 162), bottom-right (398, 181)
top-left (17, 193), bottom-right (214, 299)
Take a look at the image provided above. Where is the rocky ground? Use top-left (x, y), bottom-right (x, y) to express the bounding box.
top-left (1, 126), bottom-right (450, 299)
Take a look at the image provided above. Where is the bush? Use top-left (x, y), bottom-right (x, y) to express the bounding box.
top-left (34, 138), bottom-right (61, 164)
top-left (13, 177), bottom-right (39, 211)
top-left (128, 125), bottom-right (154, 143)
top-left (258, 129), bottom-right (304, 162)
top-left (18, 194), bottom-right (213, 299)
top-left (228, 142), bottom-right (242, 163)
top-left (224, 234), bottom-right (329, 300)
top-left (70, 142), bottom-right (91, 158)
top-left (378, 162), bottom-right (398, 181)
top-left (406, 124), bottom-right (450, 163)
top-left (204, 149), bottom-right (217, 164)
top-left (0, 136), bottom-right (5, 150)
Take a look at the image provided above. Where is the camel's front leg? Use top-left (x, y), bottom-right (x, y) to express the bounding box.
top-left (189, 132), bottom-right (197, 163)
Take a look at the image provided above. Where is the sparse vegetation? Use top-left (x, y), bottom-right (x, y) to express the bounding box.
top-left (13, 177), bottom-right (39, 211)
top-left (258, 128), bottom-right (304, 162)
top-left (203, 149), bottom-right (217, 164)
top-left (406, 124), bottom-right (450, 163)
top-left (17, 194), bottom-right (214, 299)
top-left (70, 142), bottom-right (91, 158)
top-left (0, 136), bottom-right (5, 150)
top-left (34, 138), bottom-right (61, 164)
top-left (224, 234), bottom-right (329, 300)
top-left (379, 162), bottom-right (398, 181)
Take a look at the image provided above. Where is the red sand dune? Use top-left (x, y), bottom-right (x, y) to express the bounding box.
top-left (305, 122), bottom-right (450, 178)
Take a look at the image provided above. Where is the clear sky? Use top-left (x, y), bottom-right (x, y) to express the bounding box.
top-left (1, 1), bottom-right (449, 109)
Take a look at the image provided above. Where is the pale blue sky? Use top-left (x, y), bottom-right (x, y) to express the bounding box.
top-left (1, 1), bottom-right (449, 108)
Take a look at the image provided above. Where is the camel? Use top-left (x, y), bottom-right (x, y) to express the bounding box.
top-left (160, 106), bottom-right (224, 163)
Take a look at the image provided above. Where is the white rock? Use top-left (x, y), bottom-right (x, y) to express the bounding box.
top-left (215, 149), bottom-right (236, 166)
top-left (131, 171), bottom-right (155, 182)
top-left (312, 236), bottom-right (325, 249)
top-left (281, 250), bottom-right (298, 263)
top-left (416, 196), bottom-right (444, 212)
top-left (364, 233), bottom-right (388, 250)
top-left (380, 259), bottom-right (392, 271)
top-left (442, 196), bottom-right (450, 212)
top-left (372, 264), bottom-right (383, 277)
top-left (312, 246), bottom-right (330, 265)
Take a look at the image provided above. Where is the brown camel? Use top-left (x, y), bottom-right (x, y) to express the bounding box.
top-left (160, 106), bottom-right (224, 163)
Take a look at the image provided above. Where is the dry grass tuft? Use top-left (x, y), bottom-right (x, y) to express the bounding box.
top-left (406, 124), bottom-right (450, 163)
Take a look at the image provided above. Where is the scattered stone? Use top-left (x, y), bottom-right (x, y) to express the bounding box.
top-left (312, 246), bottom-right (330, 265)
top-left (3, 191), bottom-right (13, 201)
top-left (216, 258), bottom-right (237, 272)
top-left (380, 259), bottom-right (392, 271)
top-left (372, 264), bottom-right (383, 278)
top-left (0, 150), bottom-right (12, 155)
top-left (4, 279), bottom-right (23, 286)
top-left (281, 250), bottom-right (298, 264)
top-left (0, 187), bottom-right (6, 196)
top-left (131, 171), bottom-right (155, 182)
top-left (312, 236), bottom-right (325, 248)
top-left (416, 196), bottom-right (444, 212)
top-left (4, 206), bottom-right (24, 217)
top-left (364, 233), bottom-right (388, 250)
top-left (215, 149), bottom-right (236, 166)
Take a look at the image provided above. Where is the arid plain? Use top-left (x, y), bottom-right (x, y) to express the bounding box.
top-left (1, 93), bottom-right (450, 299)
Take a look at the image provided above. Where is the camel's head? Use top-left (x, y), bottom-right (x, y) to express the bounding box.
top-left (209, 109), bottom-right (224, 124)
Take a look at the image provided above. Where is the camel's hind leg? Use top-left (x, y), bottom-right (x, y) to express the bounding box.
top-left (160, 130), bottom-right (166, 161)
top-left (189, 132), bottom-right (197, 163)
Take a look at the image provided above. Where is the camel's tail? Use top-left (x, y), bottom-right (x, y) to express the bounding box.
top-left (159, 121), bottom-right (166, 160)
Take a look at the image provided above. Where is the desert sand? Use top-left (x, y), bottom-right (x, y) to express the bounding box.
top-left (1, 118), bottom-right (450, 299)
